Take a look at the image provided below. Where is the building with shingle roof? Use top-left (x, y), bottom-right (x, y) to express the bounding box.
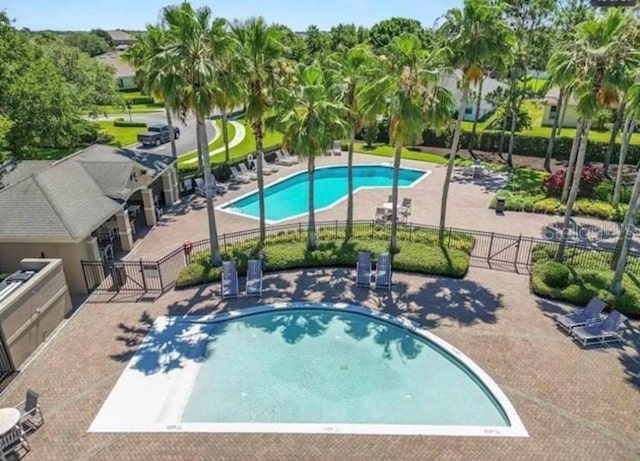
top-left (0, 145), bottom-right (179, 293)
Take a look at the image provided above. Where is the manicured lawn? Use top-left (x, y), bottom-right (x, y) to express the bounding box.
top-left (29, 147), bottom-right (78, 160)
top-left (94, 120), bottom-right (147, 147)
top-left (177, 121), bottom-right (236, 167)
top-left (216, 121), bottom-right (283, 163)
top-left (353, 142), bottom-right (447, 165)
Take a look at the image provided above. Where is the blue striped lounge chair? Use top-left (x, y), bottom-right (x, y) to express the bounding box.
top-left (246, 259), bottom-right (263, 297)
top-left (356, 252), bottom-right (372, 288)
top-left (375, 253), bottom-right (392, 290)
top-left (555, 297), bottom-right (606, 333)
top-left (572, 310), bottom-right (627, 348)
top-left (221, 261), bottom-right (239, 299)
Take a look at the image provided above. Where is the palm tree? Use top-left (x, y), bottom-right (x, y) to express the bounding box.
top-left (326, 44), bottom-right (376, 240)
top-left (123, 25), bottom-right (181, 159)
top-left (361, 34), bottom-right (453, 253)
top-left (231, 17), bottom-right (285, 244)
top-left (268, 64), bottom-right (348, 250)
top-left (160, 2), bottom-right (230, 265)
top-left (551, 9), bottom-right (639, 261)
top-left (212, 51), bottom-right (245, 164)
top-left (437, 0), bottom-right (515, 233)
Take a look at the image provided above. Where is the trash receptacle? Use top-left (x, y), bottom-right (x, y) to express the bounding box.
top-left (495, 197), bottom-right (506, 214)
top-left (111, 263), bottom-right (127, 289)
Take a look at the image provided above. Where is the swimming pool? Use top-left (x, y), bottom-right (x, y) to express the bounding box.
top-left (219, 164), bottom-right (429, 223)
top-left (90, 303), bottom-right (527, 436)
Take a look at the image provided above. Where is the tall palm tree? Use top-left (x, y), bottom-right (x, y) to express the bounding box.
top-left (232, 17), bottom-right (285, 244)
top-left (326, 44), bottom-right (376, 240)
top-left (361, 34), bottom-right (453, 253)
top-left (123, 25), bottom-right (181, 159)
top-left (160, 2), bottom-right (230, 265)
top-left (212, 50), bottom-right (245, 164)
top-left (437, 0), bottom-right (515, 233)
top-left (551, 8), bottom-right (639, 261)
top-left (268, 64), bottom-right (348, 250)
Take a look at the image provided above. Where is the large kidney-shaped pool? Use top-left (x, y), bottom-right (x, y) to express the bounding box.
top-left (90, 303), bottom-right (527, 436)
top-left (219, 164), bottom-right (428, 223)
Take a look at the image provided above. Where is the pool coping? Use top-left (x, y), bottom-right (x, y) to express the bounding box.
top-left (216, 163), bottom-right (432, 224)
top-left (89, 302), bottom-right (528, 437)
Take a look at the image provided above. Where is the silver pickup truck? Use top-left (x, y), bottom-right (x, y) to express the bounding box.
top-left (137, 124), bottom-right (180, 146)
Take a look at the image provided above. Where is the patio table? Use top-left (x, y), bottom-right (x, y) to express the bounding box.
top-left (0, 408), bottom-right (19, 437)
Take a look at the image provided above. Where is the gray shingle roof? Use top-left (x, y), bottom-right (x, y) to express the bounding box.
top-left (93, 51), bottom-right (135, 78)
top-left (0, 144), bottom-right (175, 242)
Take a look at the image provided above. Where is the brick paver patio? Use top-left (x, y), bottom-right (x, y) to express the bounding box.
top-left (1, 153), bottom-right (639, 460)
top-left (1, 268), bottom-right (639, 460)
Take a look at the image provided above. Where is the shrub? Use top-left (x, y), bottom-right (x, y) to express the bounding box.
top-left (485, 105), bottom-right (532, 132)
top-left (540, 261), bottom-right (571, 288)
top-left (175, 239), bottom-right (470, 289)
top-left (125, 96), bottom-right (155, 105)
top-left (542, 164), bottom-right (604, 198)
top-left (363, 124), bottom-right (379, 147)
top-left (77, 121), bottom-right (99, 144)
top-left (117, 87), bottom-right (141, 93)
top-left (113, 120), bottom-right (147, 128)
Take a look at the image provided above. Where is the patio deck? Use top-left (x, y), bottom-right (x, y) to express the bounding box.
top-left (0, 268), bottom-right (638, 460)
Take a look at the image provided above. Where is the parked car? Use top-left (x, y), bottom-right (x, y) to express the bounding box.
top-left (137, 124), bottom-right (180, 147)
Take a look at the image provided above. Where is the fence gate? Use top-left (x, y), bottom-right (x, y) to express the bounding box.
top-left (82, 260), bottom-right (166, 294)
top-left (470, 233), bottom-right (535, 274)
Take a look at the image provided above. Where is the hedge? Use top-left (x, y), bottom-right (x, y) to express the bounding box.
top-left (125, 96), bottom-right (155, 105)
top-left (176, 239), bottom-right (470, 289)
top-left (113, 120), bottom-right (147, 128)
top-left (421, 128), bottom-right (640, 165)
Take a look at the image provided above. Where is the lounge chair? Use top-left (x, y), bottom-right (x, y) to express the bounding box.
top-left (230, 166), bottom-right (252, 184)
top-left (212, 177), bottom-right (229, 194)
top-left (572, 310), bottom-right (627, 347)
top-left (222, 261), bottom-right (239, 299)
top-left (260, 153), bottom-right (279, 173)
top-left (555, 297), bottom-right (607, 333)
top-left (246, 259), bottom-right (263, 297)
top-left (375, 253), bottom-right (392, 290)
top-left (356, 252), bottom-right (372, 288)
top-left (282, 149), bottom-right (299, 164)
top-left (16, 389), bottom-right (43, 432)
top-left (238, 163), bottom-right (258, 180)
top-left (275, 150), bottom-right (298, 166)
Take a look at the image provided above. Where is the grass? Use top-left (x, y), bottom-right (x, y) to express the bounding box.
top-left (94, 120), bottom-right (147, 147)
top-left (177, 121), bottom-right (237, 167)
top-left (352, 142), bottom-right (447, 165)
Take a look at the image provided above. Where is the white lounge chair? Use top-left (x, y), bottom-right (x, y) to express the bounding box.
top-left (238, 163), bottom-right (258, 180)
top-left (260, 153), bottom-right (279, 173)
top-left (222, 261), bottom-right (239, 299)
top-left (282, 149), bottom-right (299, 164)
top-left (275, 150), bottom-right (298, 166)
top-left (356, 252), bottom-right (372, 288)
top-left (375, 253), bottom-right (392, 290)
top-left (572, 310), bottom-right (627, 348)
top-left (246, 259), bottom-right (263, 297)
top-left (230, 166), bottom-right (252, 184)
top-left (556, 297), bottom-right (606, 333)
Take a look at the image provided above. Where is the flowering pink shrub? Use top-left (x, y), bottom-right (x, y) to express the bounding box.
top-left (543, 164), bottom-right (605, 197)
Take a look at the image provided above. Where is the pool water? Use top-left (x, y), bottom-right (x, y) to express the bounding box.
top-left (220, 165), bottom-right (427, 222)
top-left (181, 308), bottom-right (509, 427)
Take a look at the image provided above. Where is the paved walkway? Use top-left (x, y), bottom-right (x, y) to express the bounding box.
top-left (1, 269), bottom-right (638, 460)
top-left (179, 121), bottom-right (245, 166)
top-left (127, 153), bottom-right (628, 261)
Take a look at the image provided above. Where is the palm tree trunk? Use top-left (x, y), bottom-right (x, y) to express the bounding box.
top-left (197, 115), bottom-right (221, 266)
top-left (613, 117), bottom-right (635, 207)
top-left (497, 111), bottom-right (508, 158)
top-left (222, 111), bottom-right (230, 164)
top-left (440, 85), bottom-right (470, 240)
top-left (164, 102), bottom-right (178, 159)
top-left (561, 119), bottom-right (584, 204)
top-left (307, 159), bottom-right (317, 251)
top-left (253, 118), bottom-right (267, 244)
top-left (467, 77), bottom-right (485, 156)
top-left (555, 119), bottom-right (592, 262)
top-left (345, 128), bottom-right (356, 240)
top-left (544, 86), bottom-right (565, 172)
top-left (390, 139), bottom-right (402, 253)
top-left (604, 99), bottom-right (626, 176)
top-left (611, 176), bottom-right (640, 294)
top-left (557, 94), bottom-right (569, 137)
top-left (507, 95), bottom-right (523, 168)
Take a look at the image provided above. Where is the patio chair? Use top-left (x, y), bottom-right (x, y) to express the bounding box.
top-left (194, 178), bottom-right (207, 196)
top-left (261, 153), bottom-right (279, 173)
top-left (401, 197), bottom-right (412, 211)
top-left (182, 178), bottom-right (194, 194)
top-left (375, 253), bottom-right (392, 290)
top-left (375, 207), bottom-right (388, 224)
top-left (16, 389), bottom-right (43, 432)
top-left (0, 425), bottom-right (29, 459)
top-left (356, 252), bottom-right (372, 288)
top-left (238, 163), bottom-right (258, 180)
top-left (282, 149), bottom-right (299, 164)
top-left (275, 150), bottom-right (298, 166)
top-left (230, 166), bottom-right (252, 184)
top-left (572, 310), bottom-right (627, 348)
top-left (246, 259), bottom-right (263, 297)
top-left (555, 297), bottom-right (607, 333)
top-left (221, 261), bottom-right (239, 300)
top-left (211, 177), bottom-right (229, 194)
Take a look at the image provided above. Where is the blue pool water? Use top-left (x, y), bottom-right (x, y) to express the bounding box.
top-left (221, 165), bottom-right (427, 222)
top-left (181, 308), bottom-right (509, 427)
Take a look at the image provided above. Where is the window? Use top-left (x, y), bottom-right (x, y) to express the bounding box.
top-left (464, 107), bottom-right (473, 115)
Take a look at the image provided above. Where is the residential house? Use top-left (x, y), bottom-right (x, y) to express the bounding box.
top-left (107, 30), bottom-right (136, 47)
top-left (0, 145), bottom-right (180, 294)
top-left (542, 87), bottom-right (580, 128)
top-left (440, 70), bottom-right (509, 122)
top-left (93, 51), bottom-right (137, 90)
